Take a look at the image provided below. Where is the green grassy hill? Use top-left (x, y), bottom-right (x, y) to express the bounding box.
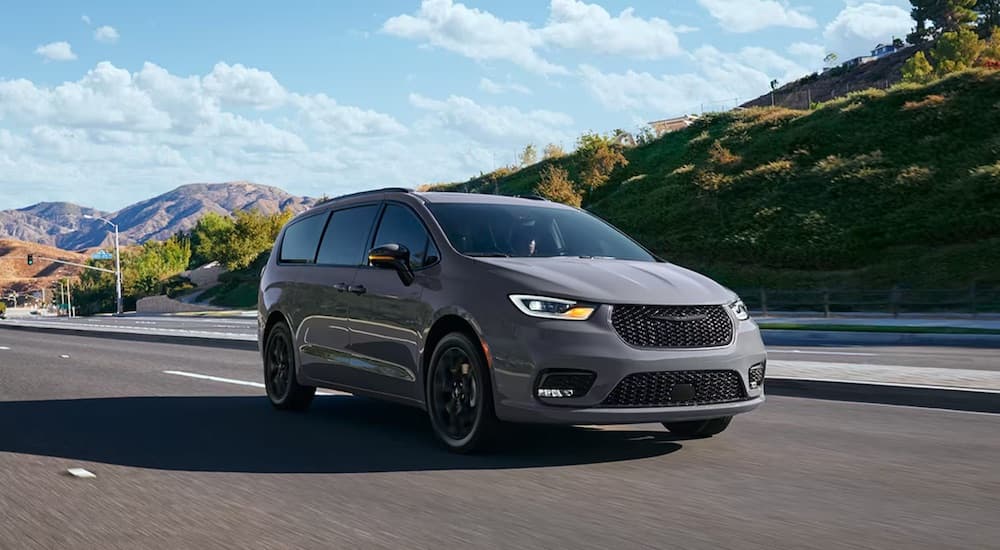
top-left (442, 70), bottom-right (1000, 291)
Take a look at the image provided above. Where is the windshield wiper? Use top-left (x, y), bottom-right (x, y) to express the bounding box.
top-left (466, 252), bottom-right (511, 258)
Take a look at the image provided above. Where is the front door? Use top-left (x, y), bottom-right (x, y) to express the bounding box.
top-left (345, 203), bottom-right (439, 402)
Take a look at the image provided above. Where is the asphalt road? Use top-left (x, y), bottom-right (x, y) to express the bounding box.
top-left (1, 330), bottom-right (998, 549)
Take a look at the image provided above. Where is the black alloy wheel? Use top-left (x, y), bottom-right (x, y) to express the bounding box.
top-left (264, 321), bottom-right (315, 411)
top-left (427, 333), bottom-right (498, 452)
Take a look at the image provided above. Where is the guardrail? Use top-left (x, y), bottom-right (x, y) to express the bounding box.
top-left (736, 286), bottom-right (1000, 317)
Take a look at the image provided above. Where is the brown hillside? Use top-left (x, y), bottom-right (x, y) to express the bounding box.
top-left (742, 46), bottom-right (924, 109)
top-left (0, 239), bottom-right (87, 293)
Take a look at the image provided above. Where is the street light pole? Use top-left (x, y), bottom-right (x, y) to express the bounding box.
top-left (85, 215), bottom-right (124, 316)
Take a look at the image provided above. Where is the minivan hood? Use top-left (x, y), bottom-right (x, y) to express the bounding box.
top-left (475, 257), bottom-right (734, 306)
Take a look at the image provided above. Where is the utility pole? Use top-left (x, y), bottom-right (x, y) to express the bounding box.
top-left (83, 215), bottom-right (123, 315)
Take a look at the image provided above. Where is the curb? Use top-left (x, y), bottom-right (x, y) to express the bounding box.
top-left (761, 329), bottom-right (1000, 348)
top-left (766, 377), bottom-right (1000, 414)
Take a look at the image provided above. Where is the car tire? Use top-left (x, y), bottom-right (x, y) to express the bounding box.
top-left (662, 416), bottom-right (732, 437)
top-left (264, 321), bottom-right (315, 411)
top-left (426, 332), bottom-right (499, 453)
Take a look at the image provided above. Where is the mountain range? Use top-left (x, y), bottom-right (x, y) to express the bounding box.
top-left (0, 182), bottom-right (315, 250)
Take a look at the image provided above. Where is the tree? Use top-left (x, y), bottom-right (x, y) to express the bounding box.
top-left (519, 143), bottom-right (538, 167)
top-left (909, 0), bottom-right (979, 43)
top-left (190, 212), bottom-right (235, 267)
top-left (902, 51), bottom-right (936, 83)
top-left (893, 37), bottom-right (906, 49)
top-left (635, 125), bottom-right (656, 145)
top-left (982, 25), bottom-right (1000, 61)
top-left (823, 52), bottom-right (838, 67)
top-left (932, 27), bottom-right (985, 75)
top-left (979, 1), bottom-right (1000, 30)
top-left (576, 131), bottom-right (628, 193)
top-left (542, 143), bottom-right (565, 160)
top-left (535, 165), bottom-right (581, 207)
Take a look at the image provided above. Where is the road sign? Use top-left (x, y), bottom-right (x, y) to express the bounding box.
top-left (91, 250), bottom-right (114, 261)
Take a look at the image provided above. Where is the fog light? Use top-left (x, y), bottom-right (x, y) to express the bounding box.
top-left (748, 363), bottom-right (765, 389)
top-left (538, 388), bottom-right (575, 398)
top-left (536, 371), bottom-right (596, 399)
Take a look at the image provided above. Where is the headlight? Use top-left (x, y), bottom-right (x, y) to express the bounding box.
top-left (508, 295), bottom-right (596, 320)
top-left (728, 298), bottom-right (750, 321)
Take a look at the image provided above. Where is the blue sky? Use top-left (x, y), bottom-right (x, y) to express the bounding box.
top-left (0, 0), bottom-right (915, 211)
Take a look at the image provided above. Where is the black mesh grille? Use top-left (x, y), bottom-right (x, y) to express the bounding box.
top-left (601, 370), bottom-right (747, 407)
top-left (611, 305), bottom-right (733, 348)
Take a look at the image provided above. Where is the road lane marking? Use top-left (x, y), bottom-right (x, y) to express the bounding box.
top-left (67, 468), bottom-right (96, 479)
top-left (164, 370), bottom-right (265, 388)
top-left (777, 350), bottom-right (879, 356)
top-left (774, 394), bottom-right (1000, 417)
top-left (0, 346), bottom-right (9, 350)
top-left (163, 370), bottom-right (346, 396)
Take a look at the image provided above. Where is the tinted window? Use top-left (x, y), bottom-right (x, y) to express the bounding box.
top-left (316, 205), bottom-right (380, 265)
top-left (279, 213), bottom-right (328, 263)
top-left (372, 204), bottom-right (439, 269)
top-left (427, 203), bottom-right (655, 262)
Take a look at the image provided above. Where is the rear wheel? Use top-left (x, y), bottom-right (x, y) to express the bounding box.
top-left (662, 416), bottom-right (732, 437)
top-left (264, 321), bottom-right (315, 411)
top-left (426, 333), bottom-right (499, 453)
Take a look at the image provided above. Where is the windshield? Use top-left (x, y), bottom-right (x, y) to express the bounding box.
top-left (427, 202), bottom-right (656, 261)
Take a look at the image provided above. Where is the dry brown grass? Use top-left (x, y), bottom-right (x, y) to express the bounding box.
top-left (902, 94), bottom-right (948, 110)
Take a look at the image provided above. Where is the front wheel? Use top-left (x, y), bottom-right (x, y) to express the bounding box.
top-left (264, 321), bottom-right (315, 411)
top-left (662, 416), bottom-right (732, 437)
top-left (426, 333), bottom-right (499, 453)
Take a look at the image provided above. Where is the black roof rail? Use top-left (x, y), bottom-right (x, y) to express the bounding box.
top-left (317, 187), bottom-right (412, 205)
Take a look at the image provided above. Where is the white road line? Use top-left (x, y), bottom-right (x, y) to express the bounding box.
top-left (0, 346), bottom-right (10, 350)
top-left (777, 350), bottom-right (879, 356)
top-left (163, 370), bottom-right (346, 396)
top-left (164, 370), bottom-right (264, 388)
top-left (67, 468), bottom-right (96, 479)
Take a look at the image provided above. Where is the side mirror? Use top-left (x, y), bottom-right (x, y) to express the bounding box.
top-left (368, 243), bottom-right (415, 285)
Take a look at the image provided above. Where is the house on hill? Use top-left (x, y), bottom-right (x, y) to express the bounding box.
top-left (840, 41), bottom-right (903, 69)
top-left (647, 114), bottom-right (699, 137)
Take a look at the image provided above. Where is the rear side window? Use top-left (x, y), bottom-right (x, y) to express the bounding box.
top-left (316, 204), bottom-right (380, 265)
top-left (279, 213), bottom-right (328, 263)
top-left (372, 204), bottom-right (439, 269)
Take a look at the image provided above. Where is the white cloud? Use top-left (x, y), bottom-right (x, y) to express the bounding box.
top-left (579, 46), bottom-right (807, 115)
top-left (383, 0), bottom-right (692, 74)
top-left (478, 77), bottom-right (531, 95)
top-left (81, 15), bottom-right (91, 25)
top-left (409, 93), bottom-right (573, 146)
top-left (34, 41), bottom-right (77, 62)
top-left (94, 25), bottom-right (120, 44)
top-left (824, 3), bottom-right (913, 59)
top-left (787, 42), bottom-right (827, 69)
top-left (0, 60), bottom-right (537, 209)
top-left (541, 0), bottom-right (684, 58)
top-left (698, 0), bottom-right (816, 33)
top-left (382, 0), bottom-right (564, 75)
top-left (202, 62), bottom-right (287, 109)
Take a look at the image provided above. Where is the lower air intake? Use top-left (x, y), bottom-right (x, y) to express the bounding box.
top-left (601, 370), bottom-right (747, 407)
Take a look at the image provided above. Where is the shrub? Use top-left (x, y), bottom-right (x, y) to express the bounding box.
top-left (536, 165), bottom-right (582, 207)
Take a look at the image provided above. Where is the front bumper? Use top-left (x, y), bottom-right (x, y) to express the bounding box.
top-left (485, 306), bottom-right (767, 425)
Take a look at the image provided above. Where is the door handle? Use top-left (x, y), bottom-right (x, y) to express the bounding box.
top-left (333, 282), bottom-right (348, 292)
top-left (347, 284), bottom-right (367, 295)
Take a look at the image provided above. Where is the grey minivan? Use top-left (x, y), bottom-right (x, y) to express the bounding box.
top-left (259, 188), bottom-right (765, 452)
